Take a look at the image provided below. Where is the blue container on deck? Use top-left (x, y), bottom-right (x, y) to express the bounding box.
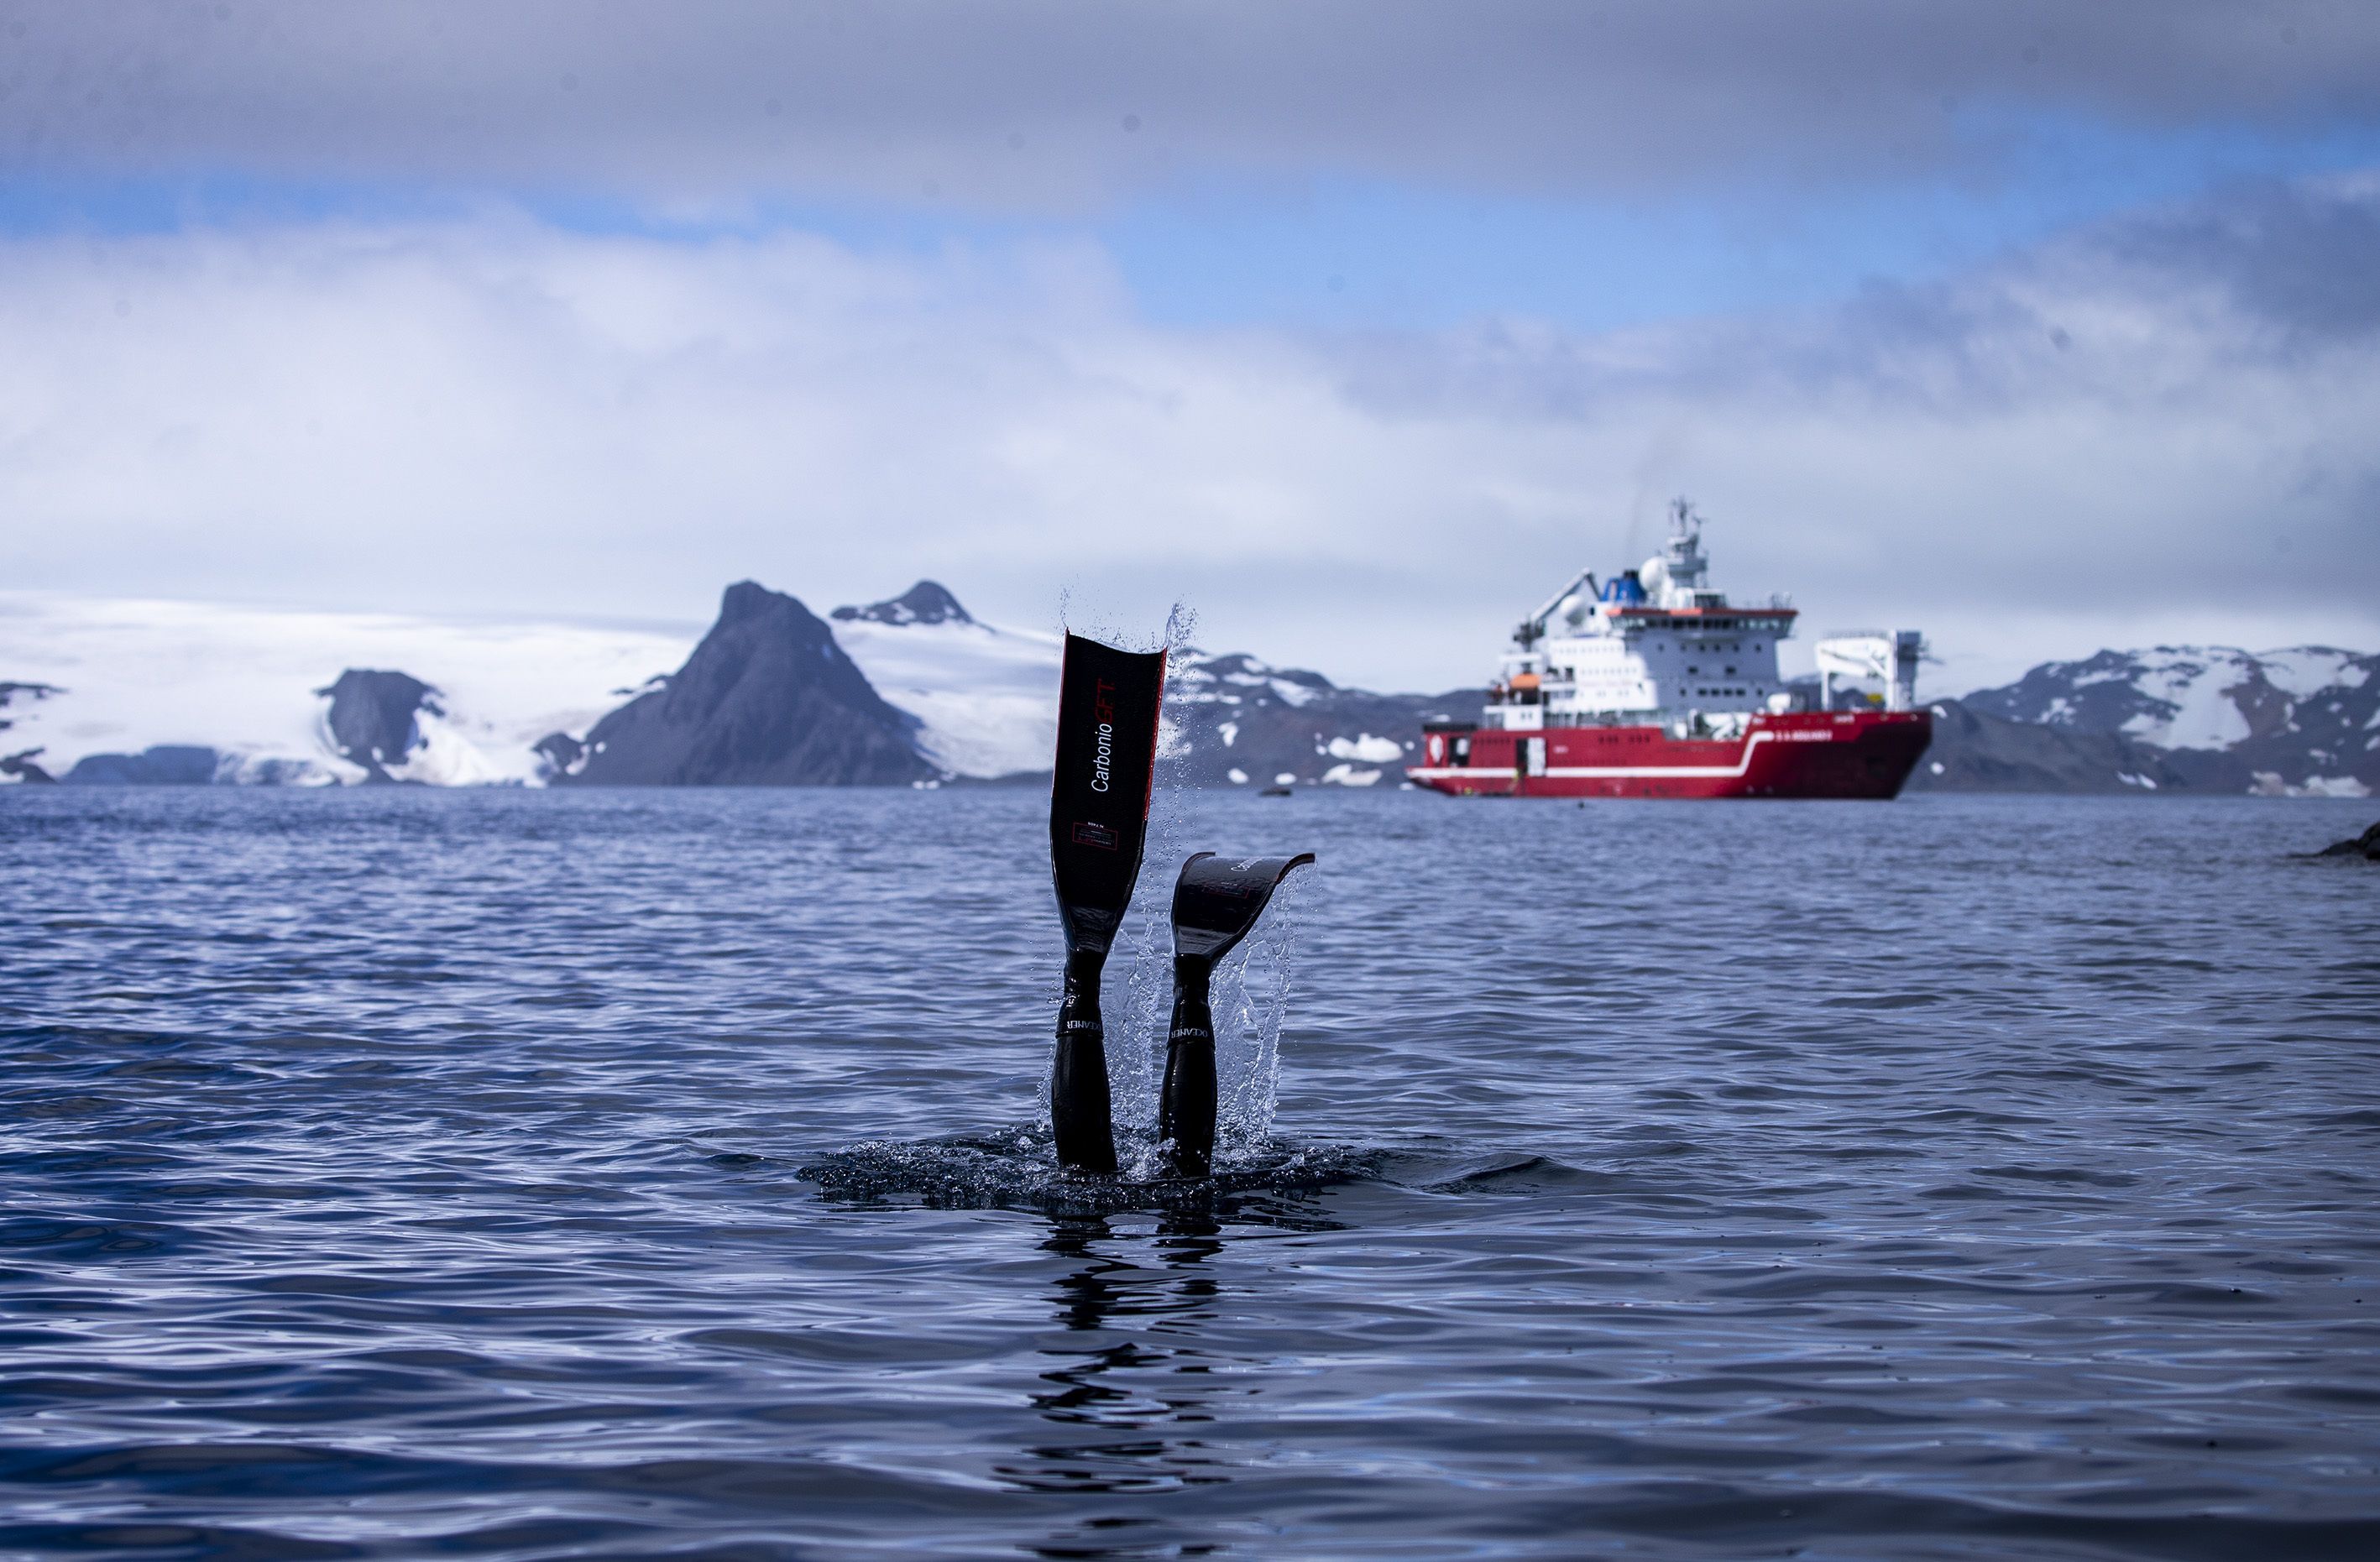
top-left (1603, 571), bottom-right (1646, 605)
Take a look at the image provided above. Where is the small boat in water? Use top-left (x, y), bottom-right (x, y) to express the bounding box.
top-left (1408, 500), bottom-right (1932, 800)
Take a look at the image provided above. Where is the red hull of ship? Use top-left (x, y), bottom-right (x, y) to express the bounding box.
top-left (1408, 710), bottom-right (1932, 800)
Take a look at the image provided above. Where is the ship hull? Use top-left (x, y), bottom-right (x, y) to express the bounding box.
top-left (1407, 710), bottom-right (1932, 800)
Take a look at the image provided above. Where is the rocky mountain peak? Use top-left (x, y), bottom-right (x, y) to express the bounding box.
top-left (555, 580), bottom-right (934, 786)
top-left (831, 580), bottom-right (974, 628)
top-left (717, 578), bottom-right (787, 626)
top-left (315, 670), bottom-right (443, 782)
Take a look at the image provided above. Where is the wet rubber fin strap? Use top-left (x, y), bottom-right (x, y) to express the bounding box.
top-left (1047, 634), bottom-right (1168, 1173)
top-left (1159, 851), bottom-right (1316, 1178)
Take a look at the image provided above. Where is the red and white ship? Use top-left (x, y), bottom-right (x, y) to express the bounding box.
top-left (1409, 501), bottom-right (1932, 800)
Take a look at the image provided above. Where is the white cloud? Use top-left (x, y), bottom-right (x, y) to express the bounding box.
top-left (0, 185), bottom-right (2375, 695)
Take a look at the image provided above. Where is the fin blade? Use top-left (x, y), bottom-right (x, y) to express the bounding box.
top-left (1049, 634), bottom-right (1168, 953)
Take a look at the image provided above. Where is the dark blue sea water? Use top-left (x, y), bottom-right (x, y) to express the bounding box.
top-left (4, 786), bottom-right (2378, 1560)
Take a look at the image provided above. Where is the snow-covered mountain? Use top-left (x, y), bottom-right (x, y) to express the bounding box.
top-left (8, 586), bottom-right (2369, 798)
top-left (1938, 645), bottom-right (2377, 797)
top-left (826, 582), bottom-right (1472, 788)
top-left (0, 582), bottom-right (1463, 790)
top-left (551, 582), bottom-right (934, 786)
top-left (829, 582), bottom-right (1062, 779)
top-left (1960, 647), bottom-right (2373, 750)
top-left (1161, 651), bottom-right (1465, 788)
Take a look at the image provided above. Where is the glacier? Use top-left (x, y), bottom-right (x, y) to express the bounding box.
top-left (0, 593), bottom-right (693, 785)
top-left (828, 612), bottom-right (1062, 780)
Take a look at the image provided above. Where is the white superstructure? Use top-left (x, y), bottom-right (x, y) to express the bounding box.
top-left (1481, 499), bottom-right (1922, 735)
top-left (1484, 499), bottom-right (1795, 734)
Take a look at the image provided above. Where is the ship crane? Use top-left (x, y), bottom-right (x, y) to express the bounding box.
top-left (1813, 630), bottom-right (1925, 713)
top-left (1513, 567), bottom-right (1598, 650)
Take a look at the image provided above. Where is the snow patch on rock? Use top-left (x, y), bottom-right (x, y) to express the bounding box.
top-left (2261, 647), bottom-right (2367, 697)
top-left (383, 709), bottom-right (525, 787)
top-left (2253, 771), bottom-right (2373, 798)
top-left (2114, 650), bottom-right (2253, 749)
top-left (1326, 733), bottom-right (1402, 764)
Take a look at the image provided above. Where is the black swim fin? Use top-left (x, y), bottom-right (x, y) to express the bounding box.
top-left (1159, 850), bottom-right (1316, 1178)
top-left (1047, 634), bottom-right (1169, 1173)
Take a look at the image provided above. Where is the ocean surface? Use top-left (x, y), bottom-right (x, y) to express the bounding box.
top-left (4, 786), bottom-right (2378, 1560)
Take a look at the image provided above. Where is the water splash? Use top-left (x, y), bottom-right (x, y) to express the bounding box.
top-left (798, 1123), bottom-right (1381, 1217)
top-left (1213, 868), bottom-right (1311, 1159)
top-left (1054, 592), bottom-right (1195, 658)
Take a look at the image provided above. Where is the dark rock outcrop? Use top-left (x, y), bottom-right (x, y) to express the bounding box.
top-left (2309, 822), bottom-right (2380, 861)
top-left (0, 681), bottom-right (62, 734)
top-left (831, 580), bottom-right (974, 627)
top-left (557, 581), bottom-right (934, 786)
top-left (65, 745), bottom-right (224, 785)
top-left (532, 731), bottom-right (588, 781)
top-left (2, 747), bottom-right (56, 783)
top-left (315, 670), bottom-right (442, 782)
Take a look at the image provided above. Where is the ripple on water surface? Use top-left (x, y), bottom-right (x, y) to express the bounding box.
top-left (3, 786), bottom-right (2378, 1559)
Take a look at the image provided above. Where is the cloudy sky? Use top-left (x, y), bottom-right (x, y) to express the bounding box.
top-left (3, 1), bottom-right (2377, 691)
